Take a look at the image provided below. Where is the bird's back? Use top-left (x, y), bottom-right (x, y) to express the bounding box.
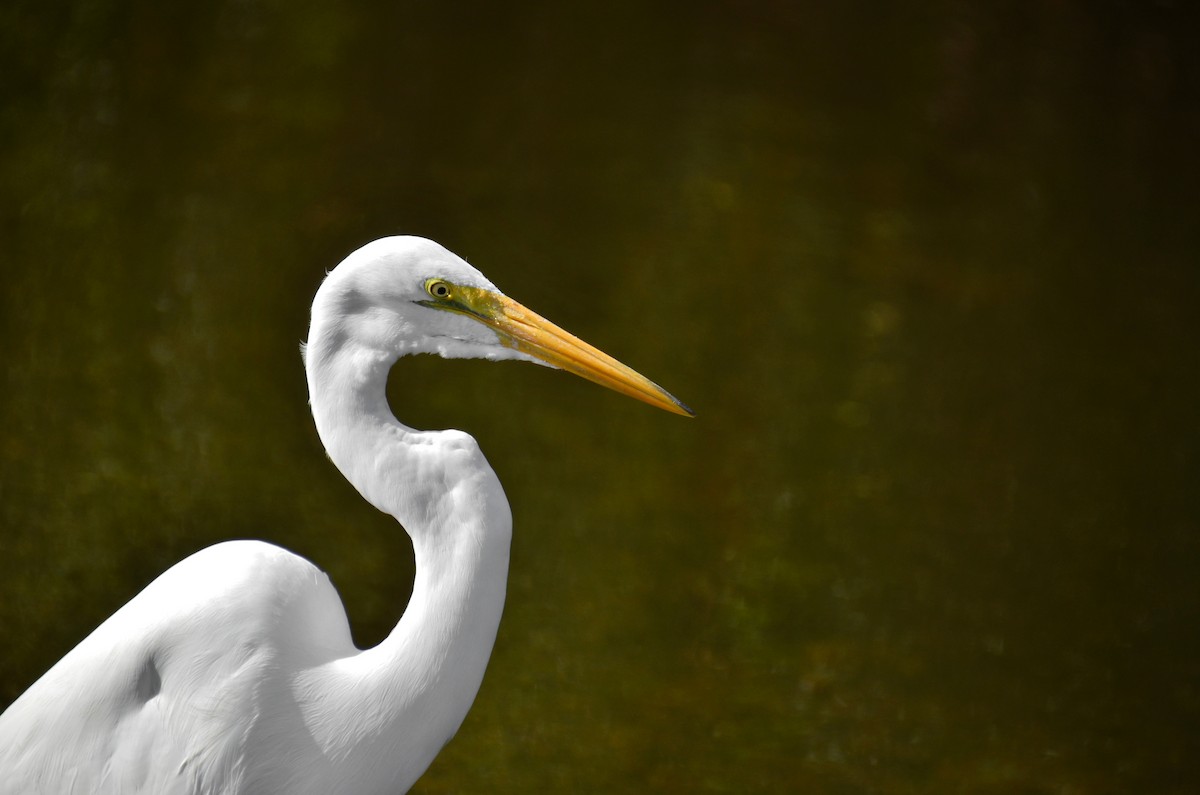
top-left (0, 540), bottom-right (355, 795)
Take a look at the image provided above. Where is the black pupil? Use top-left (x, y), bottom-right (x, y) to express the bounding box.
top-left (435, 284), bottom-right (448, 297)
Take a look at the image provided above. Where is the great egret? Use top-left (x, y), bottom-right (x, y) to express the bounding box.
top-left (0, 237), bottom-right (691, 794)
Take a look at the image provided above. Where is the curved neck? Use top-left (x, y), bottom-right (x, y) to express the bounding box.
top-left (301, 318), bottom-right (512, 791)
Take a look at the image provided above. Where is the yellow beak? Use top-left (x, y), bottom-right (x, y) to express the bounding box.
top-left (484, 294), bottom-right (694, 417)
top-left (426, 282), bottom-right (691, 417)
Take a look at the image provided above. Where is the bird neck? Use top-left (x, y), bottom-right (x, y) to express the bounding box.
top-left (303, 330), bottom-right (512, 790)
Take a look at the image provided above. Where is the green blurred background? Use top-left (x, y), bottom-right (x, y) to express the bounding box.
top-left (2, 1), bottom-right (1198, 791)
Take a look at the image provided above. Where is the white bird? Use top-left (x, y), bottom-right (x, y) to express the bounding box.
top-left (0, 236), bottom-right (691, 794)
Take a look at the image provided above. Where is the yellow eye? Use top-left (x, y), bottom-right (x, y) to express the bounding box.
top-left (426, 279), bottom-right (452, 300)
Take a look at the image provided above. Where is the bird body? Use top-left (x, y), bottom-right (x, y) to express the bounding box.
top-left (1, 541), bottom-right (354, 793)
top-left (0, 237), bottom-right (689, 793)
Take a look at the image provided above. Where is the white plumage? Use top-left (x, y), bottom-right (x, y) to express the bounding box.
top-left (0, 236), bottom-right (689, 793)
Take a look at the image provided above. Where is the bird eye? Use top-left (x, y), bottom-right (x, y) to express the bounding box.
top-left (426, 279), bottom-right (452, 300)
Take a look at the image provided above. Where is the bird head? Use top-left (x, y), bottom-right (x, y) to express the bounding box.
top-left (310, 236), bottom-right (693, 417)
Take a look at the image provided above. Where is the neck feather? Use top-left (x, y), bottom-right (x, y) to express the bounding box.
top-left (300, 320), bottom-right (512, 791)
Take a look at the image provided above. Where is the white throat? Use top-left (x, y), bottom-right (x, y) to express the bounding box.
top-left (298, 305), bottom-right (512, 792)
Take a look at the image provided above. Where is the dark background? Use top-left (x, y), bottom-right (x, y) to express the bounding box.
top-left (2, 1), bottom-right (1198, 791)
